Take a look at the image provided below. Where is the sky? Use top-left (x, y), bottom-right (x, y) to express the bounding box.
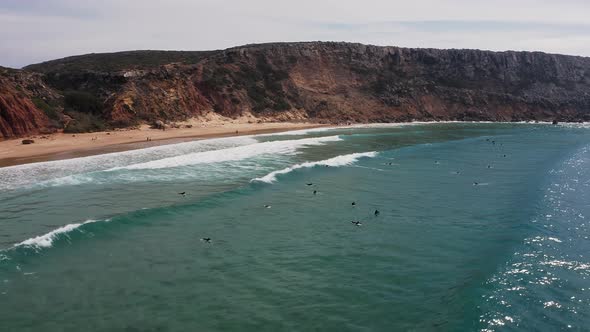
top-left (2, 0), bottom-right (590, 68)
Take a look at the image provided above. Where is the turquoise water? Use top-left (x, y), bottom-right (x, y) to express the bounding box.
top-left (1, 123), bottom-right (590, 331)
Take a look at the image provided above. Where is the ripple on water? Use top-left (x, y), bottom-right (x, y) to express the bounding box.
top-left (479, 146), bottom-right (590, 331)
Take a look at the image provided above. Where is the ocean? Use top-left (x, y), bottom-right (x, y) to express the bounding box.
top-left (1, 123), bottom-right (589, 331)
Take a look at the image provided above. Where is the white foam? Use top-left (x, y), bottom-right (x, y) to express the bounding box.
top-left (262, 121), bottom-right (559, 136)
top-left (557, 122), bottom-right (590, 129)
top-left (256, 121), bottom-right (488, 137)
top-left (251, 151), bottom-right (378, 183)
top-left (14, 219), bottom-right (107, 249)
top-left (111, 136), bottom-right (342, 171)
top-left (543, 301), bottom-right (562, 309)
top-left (258, 127), bottom-right (338, 136)
top-left (547, 237), bottom-right (562, 243)
top-left (0, 136), bottom-right (259, 190)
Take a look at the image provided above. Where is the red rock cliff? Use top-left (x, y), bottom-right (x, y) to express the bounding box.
top-left (4, 42), bottom-right (590, 138)
top-left (0, 68), bottom-right (53, 139)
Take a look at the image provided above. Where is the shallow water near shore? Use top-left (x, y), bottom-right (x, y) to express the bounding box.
top-left (1, 123), bottom-right (590, 331)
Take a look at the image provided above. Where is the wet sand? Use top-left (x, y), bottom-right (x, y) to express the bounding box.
top-left (0, 121), bottom-right (326, 167)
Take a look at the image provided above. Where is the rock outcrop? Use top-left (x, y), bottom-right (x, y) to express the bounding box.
top-left (3, 42), bottom-right (590, 138)
top-left (0, 67), bottom-right (57, 138)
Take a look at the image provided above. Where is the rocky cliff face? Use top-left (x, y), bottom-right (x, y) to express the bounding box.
top-left (3, 42), bottom-right (590, 138)
top-left (0, 67), bottom-right (59, 138)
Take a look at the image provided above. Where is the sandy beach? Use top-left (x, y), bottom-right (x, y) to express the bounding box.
top-left (0, 116), bottom-right (326, 167)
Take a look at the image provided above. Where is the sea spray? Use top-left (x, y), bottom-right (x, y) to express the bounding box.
top-left (112, 136), bottom-right (343, 171)
top-left (251, 151), bottom-right (378, 183)
top-left (14, 219), bottom-right (109, 249)
top-left (0, 136), bottom-right (259, 191)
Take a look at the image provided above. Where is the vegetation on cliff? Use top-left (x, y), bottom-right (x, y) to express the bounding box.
top-left (2, 42), bottom-right (590, 139)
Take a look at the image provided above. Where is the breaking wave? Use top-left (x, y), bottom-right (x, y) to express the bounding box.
top-left (0, 136), bottom-right (259, 191)
top-left (111, 136), bottom-right (342, 171)
top-left (251, 151), bottom-right (378, 183)
top-left (258, 127), bottom-right (338, 136)
top-left (13, 219), bottom-right (109, 249)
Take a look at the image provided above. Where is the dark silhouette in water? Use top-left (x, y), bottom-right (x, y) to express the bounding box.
top-left (374, 210), bottom-right (380, 216)
top-left (473, 182), bottom-right (479, 186)
top-left (351, 221), bottom-right (362, 226)
top-left (487, 165), bottom-right (492, 169)
top-left (313, 190), bottom-right (317, 195)
top-left (201, 238), bottom-right (211, 243)
top-left (306, 183), bottom-right (313, 186)
top-left (352, 201), bottom-right (356, 206)
top-left (264, 205), bottom-right (272, 209)
top-left (178, 192), bottom-right (186, 196)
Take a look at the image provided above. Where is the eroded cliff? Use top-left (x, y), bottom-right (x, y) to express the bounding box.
top-left (0, 67), bottom-right (60, 138)
top-left (2, 42), bottom-right (590, 138)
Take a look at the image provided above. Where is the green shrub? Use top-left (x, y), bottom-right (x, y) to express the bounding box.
top-left (24, 50), bottom-right (217, 73)
top-left (246, 84), bottom-right (267, 103)
top-left (32, 97), bottom-right (61, 121)
top-left (273, 98), bottom-right (290, 111)
top-left (64, 91), bottom-right (103, 115)
top-left (201, 67), bottom-right (232, 90)
top-left (110, 117), bottom-right (139, 129)
top-left (233, 58), bottom-right (291, 113)
top-left (63, 111), bottom-right (106, 133)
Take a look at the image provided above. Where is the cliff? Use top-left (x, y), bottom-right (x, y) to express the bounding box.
top-left (2, 42), bottom-right (590, 138)
top-left (0, 67), bottom-right (60, 138)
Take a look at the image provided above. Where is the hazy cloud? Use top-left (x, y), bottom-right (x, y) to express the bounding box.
top-left (1, 0), bottom-right (589, 68)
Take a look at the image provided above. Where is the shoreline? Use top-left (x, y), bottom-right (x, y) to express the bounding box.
top-left (0, 121), bottom-right (327, 168)
top-left (0, 120), bottom-right (581, 168)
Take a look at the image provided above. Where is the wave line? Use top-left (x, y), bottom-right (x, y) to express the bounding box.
top-left (251, 151), bottom-right (378, 183)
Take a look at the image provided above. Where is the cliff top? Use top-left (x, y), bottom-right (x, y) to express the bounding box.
top-left (23, 42), bottom-right (590, 75)
top-left (23, 50), bottom-right (218, 74)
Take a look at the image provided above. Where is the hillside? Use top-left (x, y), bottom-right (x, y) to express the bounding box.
top-left (0, 66), bottom-right (60, 138)
top-left (23, 50), bottom-right (218, 73)
top-left (2, 42), bottom-right (590, 139)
